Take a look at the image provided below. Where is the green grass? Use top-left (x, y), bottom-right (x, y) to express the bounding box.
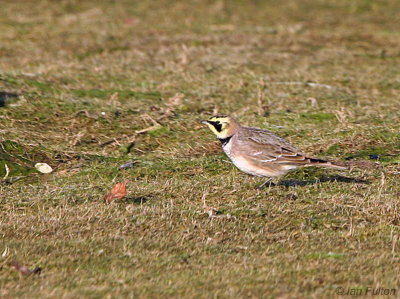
top-left (1, 0), bottom-right (400, 298)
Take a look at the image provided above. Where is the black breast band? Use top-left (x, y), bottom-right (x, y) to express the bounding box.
top-left (219, 136), bottom-right (232, 146)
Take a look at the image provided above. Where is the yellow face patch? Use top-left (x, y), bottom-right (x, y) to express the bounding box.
top-left (202, 116), bottom-right (232, 139)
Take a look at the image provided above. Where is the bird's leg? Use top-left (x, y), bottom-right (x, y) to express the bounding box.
top-left (257, 178), bottom-right (274, 189)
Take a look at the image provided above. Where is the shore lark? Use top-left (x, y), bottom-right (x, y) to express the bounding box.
top-left (202, 115), bottom-right (347, 187)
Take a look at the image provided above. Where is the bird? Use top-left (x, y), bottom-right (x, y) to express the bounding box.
top-left (201, 115), bottom-right (347, 187)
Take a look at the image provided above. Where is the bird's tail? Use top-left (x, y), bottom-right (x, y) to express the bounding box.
top-left (307, 158), bottom-right (349, 170)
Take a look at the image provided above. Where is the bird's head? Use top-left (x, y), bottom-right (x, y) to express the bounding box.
top-left (201, 115), bottom-right (240, 139)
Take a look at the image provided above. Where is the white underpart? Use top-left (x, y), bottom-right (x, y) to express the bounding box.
top-left (222, 139), bottom-right (233, 156)
top-left (230, 156), bottom-right (266, 177)
top-left (222, 140), bottom-right (285, 177)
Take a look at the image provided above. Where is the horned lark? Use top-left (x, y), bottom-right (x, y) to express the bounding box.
top-left (202, 115), bottom-right (347, 187)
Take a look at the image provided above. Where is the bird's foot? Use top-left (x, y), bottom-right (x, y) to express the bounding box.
top-left (257, 178), bottom-right (276, 189)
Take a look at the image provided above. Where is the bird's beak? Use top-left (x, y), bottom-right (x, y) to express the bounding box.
top-left (201, 120), bottom-right (209, 125)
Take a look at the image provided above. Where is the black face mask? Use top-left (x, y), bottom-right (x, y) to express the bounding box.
top-left (208, 121), bottom-right (222, 132)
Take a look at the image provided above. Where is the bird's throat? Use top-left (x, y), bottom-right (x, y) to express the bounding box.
top-left (218, 136), bottom-right (232, 146)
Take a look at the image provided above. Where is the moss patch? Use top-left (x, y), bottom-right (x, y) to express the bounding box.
top-left (0, 140), bottom-right (52, 177)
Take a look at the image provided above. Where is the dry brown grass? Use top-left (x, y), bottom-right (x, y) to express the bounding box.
top-left (1, 0), bottom-right (400, 298)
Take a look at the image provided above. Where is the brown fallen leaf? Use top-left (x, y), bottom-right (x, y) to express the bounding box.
top-left (104, 180), bottom-right (129, 203)
top-left (8, 260), bottom-right (42, 277)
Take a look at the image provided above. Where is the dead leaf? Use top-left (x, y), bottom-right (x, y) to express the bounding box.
top-left (8, 260), bottom-right (42, 277)
top-left (104, 180), bottom-right (129, 203)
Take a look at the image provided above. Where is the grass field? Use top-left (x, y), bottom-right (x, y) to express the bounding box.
top-left (1, 0), bottom-right (400, 297)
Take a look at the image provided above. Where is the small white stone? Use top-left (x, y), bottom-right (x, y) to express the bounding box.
top-left (101, 112), bottom-right (106, 116)
top-left (35, 163), bottom-right (53, 174)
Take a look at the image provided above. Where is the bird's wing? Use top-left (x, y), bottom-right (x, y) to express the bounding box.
top-left (239, 128), bottom-right (318, 165)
